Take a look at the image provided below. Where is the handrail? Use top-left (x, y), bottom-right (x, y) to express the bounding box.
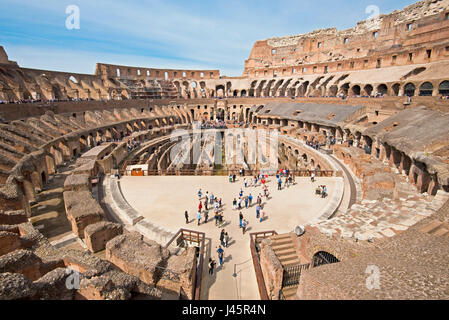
top-left (249, 231), bottom-right (278, 300)
top-left (164, 228), bottom-right (206, 301)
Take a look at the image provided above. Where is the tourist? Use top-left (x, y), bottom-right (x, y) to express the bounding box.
top-left (229, 174), bottom-right (233, 183)
top-left (214, 201), bottom-right (219, 214)
top-left (185, 211), bottom-right (189, 224)
top-left (198, 189), bottom-right (202, 199)
top-left (256, 204), bottom-right (260, 219)
top-left (239, 189), bottom-right (243, 198)
top-left (277, 177), bottom-right (282, 190)
top-left (257, 195), bottom-right (262, 206)
top-left (311, 172), bottom-right (316, 183)
top-left (242, 219), bottom-right (248, 235)
top-left (233, 198), bottom-right (237, 210)
top-left (217, 246), bottom-right (224, 266)
top-left (204, 210), bottom-right (209, 223)
top-left (198, 201), bottom-right (202, 213)
top-left (218, 213), bottom-right (224, 227)
top-left (239, 212), bottom-right (243, 228)
top-left (197, 210), bottom-right (201, 226)
top-left (204, 199), bottom-right (208, 211)
top-left (244, 178), bottom-right (247, 188)
top-left (245, 196), bottom-right (249, 209)
top-left (260, 209), bottom-right (265, 223)
top-left (208, 258), bottom-right (216, 275)
top-left (248, 194), bottom-right (253, 207)
top-left (238, 197), bottom-right (242, 210)
top-left (224, 232), bottom-right (230, 248)
top-left (233, 174), bottom-right (236, 183)
top-left (214, 212), bottom-right (219, 226)
top-left (210, 193), bottom-right (214, 205)
top-left (220, 229), bottom-right (225, 246)
top-left (322, 185), bottom-right (328, 198)
top-left (219, 198), bottom-right (222, 208)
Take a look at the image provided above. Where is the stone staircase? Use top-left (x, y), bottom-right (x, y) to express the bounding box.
top-left (269, 233), bottom-right (300, 300)
top-left (270, 233), bottom-right (300, 268)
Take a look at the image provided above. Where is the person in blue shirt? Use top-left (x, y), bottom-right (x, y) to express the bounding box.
top-left (248, 194), bottom-right (253, 207)
top-left (217, 246), bottom-right (224, 266)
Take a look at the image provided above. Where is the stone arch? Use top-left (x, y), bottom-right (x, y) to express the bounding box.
top-left (438, 80), bottom-right (449, 95)
top-left (377, 84), bottom-right (388, 96)
top-left (392, 83), bottom-right (400, 96)
top-left (419, 82), bottom-right (434, 96)
top-left (363, 84), bottom-right (373, 96)
top-left (404, 83), bottom-right (416, 97)
top-left (312, 251), bottom-right (340, 268)
top-left (351, 85), bottom-right (361, 96)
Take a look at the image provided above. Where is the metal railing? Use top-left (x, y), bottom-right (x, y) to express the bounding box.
top-left (249, 231), bottom-right (278, 300)
top-left (164, 228), bottom-right (206, 300)
top-left (121, 168), bottom-right (334, 177)
top-left (282, 263), bottom-right (311, 288)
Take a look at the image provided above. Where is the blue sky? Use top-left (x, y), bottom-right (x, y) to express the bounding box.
top-left (0, 0), bottom-right (416, 76)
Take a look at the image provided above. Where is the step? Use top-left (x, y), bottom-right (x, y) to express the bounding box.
top-left (270, 233), bottom-right (291, 241)
top-left (271, 238), bottom-right (292, 246)
top-left (282, 286), bottom-right (298, 299)
top-left (279, 254), bottom-right (300, 264)
top-left (274, 248), bottom-right (296, 257)
top-left (272, 243), bottom-right (295, 251)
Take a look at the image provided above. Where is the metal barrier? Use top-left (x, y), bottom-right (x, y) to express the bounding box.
top-left (121, 168), bottom-right (334, 177)
top-left (282, 263), bottom-right (311, 288)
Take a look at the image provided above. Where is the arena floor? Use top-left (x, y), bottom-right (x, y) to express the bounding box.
top-left (120, 175), bottom-right (338, 300)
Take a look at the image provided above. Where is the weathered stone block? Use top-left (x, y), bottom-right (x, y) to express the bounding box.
top-left (63, 191), bottom-right (104, 239)
top-left (84, 221), bottom-right (123, 253)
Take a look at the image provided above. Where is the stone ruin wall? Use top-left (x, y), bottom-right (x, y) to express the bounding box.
top-left (244, 0), bottom-right (449, 76)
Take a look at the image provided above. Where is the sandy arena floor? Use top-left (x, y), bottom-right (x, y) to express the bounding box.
top-left (120, 175), bottom-right (337, 300)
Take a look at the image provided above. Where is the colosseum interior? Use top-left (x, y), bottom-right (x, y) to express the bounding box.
top-left (0, 0), bottom-right (448, 301)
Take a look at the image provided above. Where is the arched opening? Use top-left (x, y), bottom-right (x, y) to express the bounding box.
top-left (363, 84), bottom-right (373, 96)
top-left (392, 83), bottom-right (400, 96)
top-left (438, 81), bottom-right (449, 96)
top-left (377, 84), bottom-right (388, 96)
top-left (328, 85), bottom-right (338, 96)
top-left (419, 82), bottom-right (434, 96)
top-left (241, 90), bottom-right (247, 97)
top-left (313, 251), bottom-right (339, 268)
top-left (404, 83), bottom-right (416, 97)
top-left (41, 172), bottom-right (47, 185)
top-left (351, 85), bottom-right (361, 96)
top-left (340, 83), bottom-right (350, 96)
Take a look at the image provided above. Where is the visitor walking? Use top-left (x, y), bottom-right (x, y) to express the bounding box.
top-left (204, 210), bottom-right (209, 223)
top-left (239, 212), bottom-right (243, 228)
top-left (256, 204), bottom-right (260, 219)
top-left (260, 209), bottom-right (265, 223)
top-left (220, 229), bottom-right (225, 246)
top-left (277, 177), bottom-right (282, 190)
top-left (197, 210), bottom-right (201, 226)
top-left (244, 178), bottom-right (247, 188)
top-left (311, 172), bottom-right (315, 183)
top-left (185, 211), bottom-right (189, 224)
top-left (217, 246), bottom-right (224, 266)
top-left (245, 196), bottom-right (249, 209)
top-left (198, 201), bottom-right (202, 213)
top-left (198, 189), bottom-right (202, 200)
top-left (242, 219), bottom-right (248, 235)
top-left (233, 198), bottom-right (237, 210)
top-left (248, 194), bottom-right (253, 207)
top-left (208, 258), bottom-right (216, 275)
top-left (224, 232), bottom-right (229, 248)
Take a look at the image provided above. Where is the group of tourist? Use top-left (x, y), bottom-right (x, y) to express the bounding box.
top-left (275, 169), bottom-right (295, 190)
top-left (315, 185), bottom-right (328, 198)
top-left (127, 138), bottom-right (141, 153)
top-left (188, 189), bottom-right (225, 227)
